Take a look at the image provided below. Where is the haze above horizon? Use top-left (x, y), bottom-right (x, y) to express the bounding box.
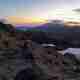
top-left (0, 0), bottom-right (80, 24)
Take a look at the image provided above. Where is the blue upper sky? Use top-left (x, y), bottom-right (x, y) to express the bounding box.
top-left (0, 0), bottom-right (80, 19)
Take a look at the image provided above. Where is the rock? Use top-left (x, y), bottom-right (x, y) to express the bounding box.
top-left (32, 46), bottom-right (63, 80)
top-left (64, 53), bottom-right (80, 80)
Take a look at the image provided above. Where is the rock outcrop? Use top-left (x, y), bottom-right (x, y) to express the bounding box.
top-left (32, 46), bottom-right (63, 80)
top-left (64, 53), bottom-right (80, 80)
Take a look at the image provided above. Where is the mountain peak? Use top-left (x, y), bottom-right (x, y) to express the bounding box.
top-left (48, 19), bottom-right (63, 24)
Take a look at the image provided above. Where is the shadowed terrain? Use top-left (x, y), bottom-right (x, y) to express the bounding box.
top-left (0, 21), bottom-right (80, 80)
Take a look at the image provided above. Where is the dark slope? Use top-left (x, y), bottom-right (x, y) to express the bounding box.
top-left (0, 22), bottom-right (15, 32)
top-left (32, 32), bottom-right (80, 49)
top-left (64, 53), bottom-right (80, 80)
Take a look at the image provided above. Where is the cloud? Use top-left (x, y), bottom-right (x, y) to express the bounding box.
top-left (73, 8), bottom-right (80, 13)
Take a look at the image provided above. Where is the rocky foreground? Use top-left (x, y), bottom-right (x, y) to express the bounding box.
top-left (64, 53), bottom-right (80, 80)
top-left (0, 32), bottom-right (16, 80)
top-left (0, 32), bottom-right (80, 80)
top-left (0, 21), bottom-right (80, 80)
top-left (0, 32), bottom-right (32, 80)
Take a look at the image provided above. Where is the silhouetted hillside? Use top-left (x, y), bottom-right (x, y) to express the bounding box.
top-left (32, 31), bottom-right (80, 48)
top-left (31, 20), bottom-right (80, 48)
top-left (0, 22), bottom-right (16, 32)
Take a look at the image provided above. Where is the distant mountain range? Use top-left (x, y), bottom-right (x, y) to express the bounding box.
top-left (16, 23), bottom-right (48, 32)
top-left (16, 20), bottom-right (80, 32)
top-left (0, 19), bottom-right (80, 33)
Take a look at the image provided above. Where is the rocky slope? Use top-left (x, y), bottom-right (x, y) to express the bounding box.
top-left (64, 53), bottom-right (80, 80)
top-left (0, 22), bottom-right (32, 80)
top-left (0, 31), bottom-right (32, 80)
top-left (32, 46), bottom-right (63, 80)
top-left (1, 22), bottom-right (80, 80)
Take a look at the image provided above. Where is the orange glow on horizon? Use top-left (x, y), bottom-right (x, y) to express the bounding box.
top-left (64, 21), bottom-right (80, 27)
top-left (6, 16), bottom-right (48, 25)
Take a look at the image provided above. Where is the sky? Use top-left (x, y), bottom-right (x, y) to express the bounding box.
top-left (0, 0), bottom-right (80, 23)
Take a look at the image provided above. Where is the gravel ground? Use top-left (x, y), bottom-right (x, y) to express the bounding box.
top-left (64, 53), bottom-right (80, 80)
top-left (0, 32), bottom-right (32, 80)
top-left (1, 32), bottom-right (80, 80)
